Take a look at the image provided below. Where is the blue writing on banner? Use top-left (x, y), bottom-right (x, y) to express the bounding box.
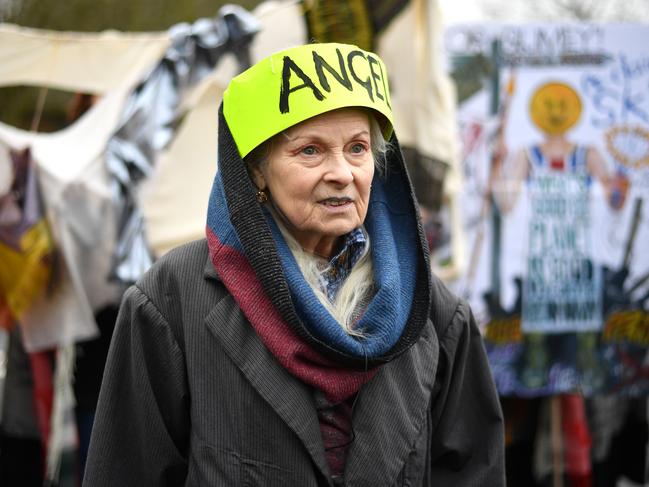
top-left (582, 53), bottom-right (649, 129)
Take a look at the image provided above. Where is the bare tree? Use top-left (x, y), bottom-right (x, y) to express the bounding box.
top-left (482, 0), bottom-right (649, 21)
top-left (530, 0), bottom-right (608, 20)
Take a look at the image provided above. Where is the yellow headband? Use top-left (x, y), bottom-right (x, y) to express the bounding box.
top-left (223, 43), bottom-right (394, 158)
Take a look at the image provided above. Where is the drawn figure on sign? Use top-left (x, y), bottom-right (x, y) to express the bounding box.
top-left (493, 81), bottom-right (629, 390)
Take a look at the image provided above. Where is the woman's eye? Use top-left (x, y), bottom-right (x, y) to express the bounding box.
top-left (301, 146), bottom-right (318, 156)
top-left (350, 143), bottom-right (367, 154)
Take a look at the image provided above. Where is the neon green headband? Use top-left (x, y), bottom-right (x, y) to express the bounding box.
top-left (223, 43), bottom-right (394, 158)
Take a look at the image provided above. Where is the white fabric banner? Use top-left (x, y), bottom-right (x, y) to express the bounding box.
top-left (0, 23), bottom-right (170, 94)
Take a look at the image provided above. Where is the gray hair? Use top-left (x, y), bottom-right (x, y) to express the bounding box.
top-left (369, 114), bottom-right (388, 176)
top-left (272, 210), bottom-right (374, 337)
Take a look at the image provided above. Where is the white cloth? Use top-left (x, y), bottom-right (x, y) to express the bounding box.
top-left (250, 0), bottom-right (306, 59)
top-left (140, 77), bottom-right (225, 256)
top-left (0, 75), bottom-right (140, 352)
top-left (0, 23), bottom-right (170, 94)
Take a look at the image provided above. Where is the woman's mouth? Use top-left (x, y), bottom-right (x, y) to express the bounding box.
top-left (319, 197), bottom-right (352, 207)
top-left (319, 197), bottom-right (353, 209)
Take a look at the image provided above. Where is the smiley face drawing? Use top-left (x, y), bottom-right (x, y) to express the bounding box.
top-left (529, 82), bottom-right (583, 136)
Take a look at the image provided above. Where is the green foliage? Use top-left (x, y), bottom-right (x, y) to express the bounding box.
top-left (2, 0), bottom-right (262, 31)
top-left (0, 86), bottom-right (73, 132)
top-left (449, 54), bottom-right (493, 105)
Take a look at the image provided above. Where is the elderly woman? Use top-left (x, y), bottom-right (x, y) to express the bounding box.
top-left (83, 43), bottom-right (504, 486)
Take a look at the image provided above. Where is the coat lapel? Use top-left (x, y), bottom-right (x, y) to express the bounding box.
top-left (203, 257), bottom-right (439, 486)
top-left (344, 320), bottom-right (439, 486)
top-left (203, 289), bottom-right (332, 483)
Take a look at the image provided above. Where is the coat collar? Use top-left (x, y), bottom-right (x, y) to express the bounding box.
top-left (204, 255), bottom-right (440, 486)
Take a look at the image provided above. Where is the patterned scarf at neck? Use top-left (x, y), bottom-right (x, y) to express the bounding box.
top-left (316, 227), bottom-right (368, 303)
top-left (207, 176), bottom-right (376, 403)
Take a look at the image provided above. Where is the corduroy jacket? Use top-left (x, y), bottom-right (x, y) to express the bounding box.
top-left (83, 238), bottom-right (505, 486)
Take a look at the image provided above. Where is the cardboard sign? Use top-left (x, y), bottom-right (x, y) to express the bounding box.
top-left (446, 23), bottom-right (649, 396)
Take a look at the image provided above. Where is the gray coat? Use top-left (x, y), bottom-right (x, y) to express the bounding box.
top-left (83, 239), bottom-right (505, 486)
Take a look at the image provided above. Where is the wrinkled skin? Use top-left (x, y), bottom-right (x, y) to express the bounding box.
top-left (252, 108), bottom-right (374, 258)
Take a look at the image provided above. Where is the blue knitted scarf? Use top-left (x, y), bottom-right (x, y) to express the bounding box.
top-left (264, 180), bottom-right (417, 357)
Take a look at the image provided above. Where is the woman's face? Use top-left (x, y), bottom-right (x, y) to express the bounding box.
top-left (252, 108), bottom-right (375, 258)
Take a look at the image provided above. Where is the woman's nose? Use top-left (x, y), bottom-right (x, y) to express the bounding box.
top-left (324, 152), bottom-right (354, 185)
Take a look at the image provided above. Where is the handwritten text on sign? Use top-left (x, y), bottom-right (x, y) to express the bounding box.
top-left (522, 173), bottom-right (603, 333)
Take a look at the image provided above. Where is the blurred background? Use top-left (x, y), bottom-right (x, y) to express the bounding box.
top-left (1, 1), bottom-right (648, 486)
top-left (3, 0), bottom-right (649, 132)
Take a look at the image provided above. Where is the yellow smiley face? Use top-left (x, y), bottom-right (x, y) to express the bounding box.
top-left (529, 82), bottom-right (582, 135)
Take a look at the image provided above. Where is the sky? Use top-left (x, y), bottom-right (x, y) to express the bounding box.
top-left (440, 0), bottom-right (485, 24)
top-left (439, 0), bottom-right (649, 25)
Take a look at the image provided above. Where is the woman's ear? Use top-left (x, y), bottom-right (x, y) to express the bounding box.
top-left (250, 166), bottom-right (266, 190)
